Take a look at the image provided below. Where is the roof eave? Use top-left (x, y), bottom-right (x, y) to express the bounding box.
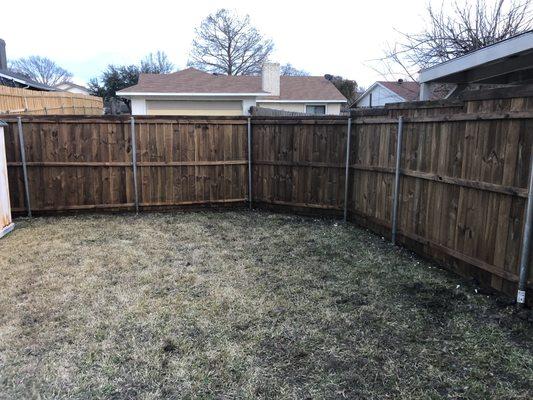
top-left (116, 92), bottom-right (266, 97)
top-left (258, 99), bottom-right (347, 103)
top-left (419, 31), bottom-right (533, 83)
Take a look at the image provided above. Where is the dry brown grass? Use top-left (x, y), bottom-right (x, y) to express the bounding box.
top-left (0, 211), bottom-right (532, 399)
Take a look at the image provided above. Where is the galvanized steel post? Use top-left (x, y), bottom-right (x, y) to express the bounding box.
top-left (391, 116), bottom-right (404, 244)
top-left (17, 117), bottom-right (31, 218)
top-left (517, 150), bottom-right (533, 306)
top-left (130, 117), bottom-right (139, 214)
top-left (343, 118), bottom-right (352, 223)
top-left (247, 117), bottom-right (252, 210)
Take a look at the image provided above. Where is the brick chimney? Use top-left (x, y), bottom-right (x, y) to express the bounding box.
top-left (0, 39), bottom-right (6, 70)
top-left (262, 62), bottom-right (280, 96)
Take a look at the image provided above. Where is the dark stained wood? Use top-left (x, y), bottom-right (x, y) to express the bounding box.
top-left (5, 108), bottom-right (533, 302)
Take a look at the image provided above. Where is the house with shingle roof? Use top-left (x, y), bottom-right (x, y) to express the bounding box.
top-left (117, 63), bottom-right (347, 116)
top-left (353, 80), bottom-right (423, 108)
top-left (353, 79), bottom-right (454, 108)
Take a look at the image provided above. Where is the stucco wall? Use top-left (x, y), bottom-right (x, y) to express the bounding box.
top-left (256, 102), bottom-right (343, 115)
top-left (145, 100), bottom-right (243, 116)
top-left (129, 98), bottom-right (344, 116)
top-left (131, 98), bottom-right (147, 115)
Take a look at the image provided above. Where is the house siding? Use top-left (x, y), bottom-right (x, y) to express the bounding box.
top-left (356, 85), bottom-right (404, 107)
top-left (145, 100), bottom-right (243, 116)
top-left (256, 102), bottom-right (343, 115)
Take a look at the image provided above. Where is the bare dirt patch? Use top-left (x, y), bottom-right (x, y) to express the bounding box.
top-left (0, 211), bottom-right (531, 399)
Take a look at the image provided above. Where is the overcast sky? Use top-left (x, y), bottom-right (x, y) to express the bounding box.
top-left (1, 0), bottom-right (431, 87)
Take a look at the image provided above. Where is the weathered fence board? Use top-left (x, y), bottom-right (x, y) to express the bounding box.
top-left (251, 120), bottom-right (347, 210)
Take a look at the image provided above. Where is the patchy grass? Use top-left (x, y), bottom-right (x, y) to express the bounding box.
top-left (0, 211), bottom-right (531, 399)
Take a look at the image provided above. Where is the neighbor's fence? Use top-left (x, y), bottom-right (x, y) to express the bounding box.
top-left (0, 86), bottom-right (103, 115)
top-left (2, 101), bottom-right (533, 303)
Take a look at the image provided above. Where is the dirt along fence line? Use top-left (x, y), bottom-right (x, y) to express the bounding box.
top-left (2, 102), bottom-right (533, 304)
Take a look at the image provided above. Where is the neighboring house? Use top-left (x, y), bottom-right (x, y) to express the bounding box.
top-left (54, 81), bottom-right (90, 95)
top-left (117, 63), bottom-right (347, 116)
top-left (0, 39), bottom-right (56, 91)
top-left (419, 30), bottom-right (533, 100)
top-left (354, 81), bottom-right (421, 108)
top-left (0, 69), bottom-right (57, 91)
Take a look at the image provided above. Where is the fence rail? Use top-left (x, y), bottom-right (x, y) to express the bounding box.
top-left (3, 110), bottom-right (533, 304)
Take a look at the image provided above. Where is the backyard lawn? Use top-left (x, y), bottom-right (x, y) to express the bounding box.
top-left (0, 211), bottom-right (532, 399)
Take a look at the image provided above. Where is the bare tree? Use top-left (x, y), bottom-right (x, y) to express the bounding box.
top-left (188, 9), bottom-right (274, 75)
top-left (281, 63), bottom-right (310, 76)
top-left (377, 0), bottom-right (532, 80)
top-left (141, 51), bottom-right (175, 74)
top-left (9, 56), bottom-right (73, 86)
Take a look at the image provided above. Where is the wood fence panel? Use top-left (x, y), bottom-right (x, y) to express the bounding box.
top-left (5, 121), bottom-right (132, 212)
top-left (348, 122), bottom-right (396, 223)
top-left (252, 121), bottom-right (347, 210)
top-left (346, 116), bottom-right (533, 299)
top-left (4, 117), bottom-right (248, 213)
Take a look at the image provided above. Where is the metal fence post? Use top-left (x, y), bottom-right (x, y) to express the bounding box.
top-left (130, 117), bottom-right (139, 214)
top-left (517, 150), bottom-right (533, 306)
top-left (343, 118), bottom-right (352, 223)
top-left (247, 117), bottom-right (252, 210)
top-left (17, 117), bottom-right (31, 218)
top-left (391, 116), bottom-right (404, 244)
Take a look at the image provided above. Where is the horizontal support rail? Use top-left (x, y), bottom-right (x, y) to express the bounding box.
top-left (7, 160), bottom-right (248, 167)
top-left (4, 111), bottom-right (532, 127)
top-left (0, 118), bottom-right (248, 125)
top-left (254, 160), bottom-right (344, 168)
top-left (251, 120), bottom-right (349, 125)
top-left (351, 111), bottom-right (533, 125)
top-left (349, 164), bottom-right (528, 198)
top-left (253, 199), bottom-right (343, 210)
top-left (11, 198), bottom-right (247, 212)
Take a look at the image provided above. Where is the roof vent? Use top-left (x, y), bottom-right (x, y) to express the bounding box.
top-left (397, 78), bottom-right (404, 84)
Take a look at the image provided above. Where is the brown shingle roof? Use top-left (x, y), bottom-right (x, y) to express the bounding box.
top-left (266, 76), bottom-right (346, 101)
top-left (119, 68), bottom-right (346, 101)
top-left (378, 81), bottom-right (420, 101)
top-left (377, 81), bottom-right (450, 102)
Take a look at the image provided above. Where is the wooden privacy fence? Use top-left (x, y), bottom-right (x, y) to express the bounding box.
top-left (3, 116), bottom-right (247, 212)
top-left (251, 112), bottom-right (533, 304)
top-left (2, 111), bottom-right (533, 304)
top-left (0, 86), bottom-right (103, 115)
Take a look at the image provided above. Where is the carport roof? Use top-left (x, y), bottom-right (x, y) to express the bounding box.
top-left (419, 30), bottom-right (533, 85)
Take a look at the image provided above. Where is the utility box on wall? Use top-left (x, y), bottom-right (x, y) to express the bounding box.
top-left (0, 120), bottom-right (13, 238)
